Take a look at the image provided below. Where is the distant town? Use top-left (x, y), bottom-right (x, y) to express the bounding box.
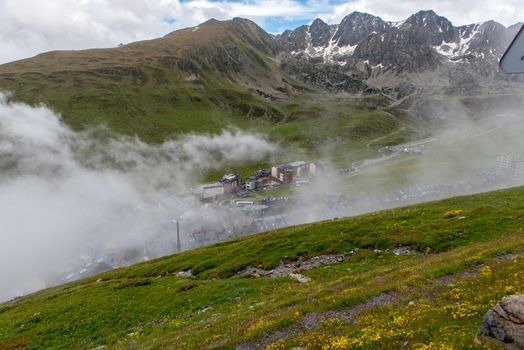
top-left (188, 138), bottom-right (433, 202)
top-left (190, 160), bottom-right (328, 200)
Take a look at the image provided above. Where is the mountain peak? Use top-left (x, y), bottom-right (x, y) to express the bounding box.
top-left (311, 18), bottom-right (328, 28)
top-left (479, 20), bottom-right (506, 31)
top-left (333, 11), bottom-right (387, 47)
top-left (403, 9), bottom-right (449, 25)
top-left (412, 9), bottom-right (438, 17)
top-left (201, 18), bottom-right (222, 26)
top-left (345, 11), bottom-right (377, 19)
top-left (231, 17), bottom-right (261, 28)
top-left (400, 9), bottom-right (454, 45)
top-left (309, 18), bottom-right (331, 47)
top-left (340, 11), bottom-right (386, 27)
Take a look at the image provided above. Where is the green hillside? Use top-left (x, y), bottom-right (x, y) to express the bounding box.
top-left (1, 17), bottom-right (523, 166)
top-left (0, 17), bottom-right (417, 168)
top-left (0, 19), bottom-right (289, 141)
top-left (2, 186), bottom-right (524, 349)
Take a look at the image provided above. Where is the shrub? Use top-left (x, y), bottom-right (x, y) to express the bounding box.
top-left (443, 209), bottom-right (464, 219)
top-left (113, 278), bottom-right (151, 289)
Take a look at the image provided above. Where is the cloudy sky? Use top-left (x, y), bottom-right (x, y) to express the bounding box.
top-left (0, 0), bottom-right (522, 64)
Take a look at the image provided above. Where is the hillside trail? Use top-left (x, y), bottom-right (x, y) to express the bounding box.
top-left (366, 112), bottom-right (408, 148)
top-left (366, 122), bottom-right (407, 148)
top-left (387, 92), bottom-right (416, 108)
top-left (365, 92), bottom-right (417, 148)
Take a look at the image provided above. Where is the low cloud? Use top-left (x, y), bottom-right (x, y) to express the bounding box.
top-left (0, 94), bottom-right (276, 301)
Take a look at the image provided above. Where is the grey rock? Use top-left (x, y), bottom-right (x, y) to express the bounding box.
top-left (277, 25), bottom-right (309, 52)
top-left (235, 343), bottom-right (257, 350)
top-left (289, 273), bottom-right (311, 283)
top-left (479, 294), bottom-right (524, 348)
top-left (393, 247), bottom-right (415, 256)
top-left (176, 270), bottom-right (193, 278)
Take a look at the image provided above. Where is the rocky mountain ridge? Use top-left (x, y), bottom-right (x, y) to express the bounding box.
top-left (276, 10), bottom-right (522, 77)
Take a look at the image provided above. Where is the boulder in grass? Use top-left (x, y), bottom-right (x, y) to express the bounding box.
top-left (478, 294), bottom-right (524, 349)
top-left (289, 273), bottom-right (311, 283)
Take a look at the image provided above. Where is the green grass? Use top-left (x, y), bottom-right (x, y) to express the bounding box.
top-left (2, 186), bottom-right (524, 349)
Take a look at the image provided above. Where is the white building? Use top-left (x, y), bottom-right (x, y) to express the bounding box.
top-left (191, 183), bottom-right (225, 200)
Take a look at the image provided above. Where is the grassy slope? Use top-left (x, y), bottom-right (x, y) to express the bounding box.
top-left (0, 67), bottom-right (409, 156)
top-left (0, 19), bottom-right (287, 143)
top-left (2, 186), bottom-right (524, 349)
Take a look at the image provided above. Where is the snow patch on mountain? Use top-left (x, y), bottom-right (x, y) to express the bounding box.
top-left (433, 23), bottom-right (481, 58)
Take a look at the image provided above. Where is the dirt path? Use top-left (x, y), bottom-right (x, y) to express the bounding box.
top-left (366, 108), bottom-right (409, 148)
top-left (387, 93), bottom-right (415, 109)
top-left (366, 123), bottom-right (407, 148)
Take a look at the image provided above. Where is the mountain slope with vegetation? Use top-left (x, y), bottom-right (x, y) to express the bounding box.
top-left (0, 18), bottom-right (293, 142)
top-left (2, 186), bottom-right (524, 349)
top-left (0, 16), bottom-right (416, 166)
top-left (0, 12), bottom-right (522, 167)
top-left (1, 11), bottom-right (521, 150)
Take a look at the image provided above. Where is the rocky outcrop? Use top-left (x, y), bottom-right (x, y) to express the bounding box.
top-left (276, 25), bottom-right (309, 52)
top-left (280, 55), bottom-right (367, 93)
top-left (478, 294), bottom-right (524, 348)
top-left (351, 27), bottom-right (442, 72)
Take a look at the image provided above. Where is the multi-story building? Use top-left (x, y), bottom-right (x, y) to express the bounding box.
top-left (271, 161), bottom-right (318, 184)
top-left (191, 183), bottom-right (225, 200)
top-left (219, 173), bottom-right (242, 194)
top-left (191, 173), bottom-right (242, 200)
top-left (246, 169), bottom-right (271, 191)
